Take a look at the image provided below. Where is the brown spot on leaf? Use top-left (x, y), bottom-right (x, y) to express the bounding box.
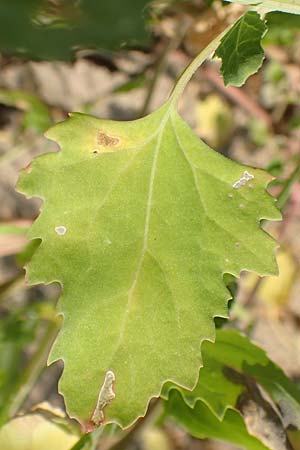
top-left (23, 162), bottom-right (32, 173)
top-left (97, 131), bottom-right (120, 147)
top-left (79, 419), bottom-right (98, 434)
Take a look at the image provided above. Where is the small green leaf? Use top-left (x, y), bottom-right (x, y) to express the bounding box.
top-left (265, 12), bottom-right (300, 46)
top-left (164, 329), bottom-right (300, 429)
top-left (164, 329), bottom-right (264, 418)
top-left (165, 390), bottom-right (269, 450)
top-left (215, 12), bottom-right (267, 86)
top-left (0, 90), bottom-right (51, 133)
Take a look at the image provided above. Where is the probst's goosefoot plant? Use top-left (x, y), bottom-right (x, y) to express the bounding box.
top-left (15, 1), bottom-right (300, 449)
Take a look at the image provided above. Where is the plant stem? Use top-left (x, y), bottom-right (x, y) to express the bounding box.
top-left (106, 398), bottom-right (161, 450)
top-left (0, 272), bottom-right (25, 304)
top-left (168, 23), bottom-right (234, 106)
top-left (70, 432), bottom-right (92, 450)
top-left (276, 161), bottom-right (300, 211)
top-left (70, 427), bottom-right (103, 450)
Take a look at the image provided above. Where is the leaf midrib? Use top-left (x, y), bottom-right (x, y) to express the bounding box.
top-left (110, 108), bottom-right (173, 359)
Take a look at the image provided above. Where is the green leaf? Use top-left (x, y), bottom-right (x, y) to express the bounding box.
top-left (0, 90), bottom-right (51, 133)
top-left (165, 391), bottom-right (269, 450)
top-left (17, 34), bottom-right (280, 429)
top-left (215, 4), bottom-right (300, 85)
top-left (164, 329), bottom-right (265, 418)
top-left (215, 12), bottom-right (267, 86)
top-left (0, 0), bottom-right (151, 60)
top-left (0, 305), bottom-right (40, 419)
top-left (246, 360), bottom-right (300, 429)
top-left (225, 0), bottom-right (300, 14)
top-left (164, 329), bottom-right (300, 430)
top-left (265, 12), bottom-right (300, 45)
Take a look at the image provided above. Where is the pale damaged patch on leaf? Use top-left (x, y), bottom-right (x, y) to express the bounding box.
top-left (232, 171), bottom-right (254, 189)
top-left (91, 371), bottom-right (116, 426)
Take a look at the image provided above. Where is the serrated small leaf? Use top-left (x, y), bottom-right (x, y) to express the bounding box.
top-left (215, 12), bottom-right (267, 86)
top-left (17, 90), bottom-right (280, 427)
top-left (165, 390), bottom-right (270, 450)
top-left (164, 329), bottom-right (266, 418)
top-left (164, 329), bottom-right (300, 429)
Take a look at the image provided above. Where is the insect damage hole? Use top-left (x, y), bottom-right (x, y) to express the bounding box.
top-left (97, 131), bottom-right (120, 148)
top-left (55, 226), bottom-right (67, 235)
top-left (91, 370), bottom-right (115, 426)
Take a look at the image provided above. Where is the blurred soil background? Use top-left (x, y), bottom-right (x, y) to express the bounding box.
top-left (0, 1), bottom-right (300, 449)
